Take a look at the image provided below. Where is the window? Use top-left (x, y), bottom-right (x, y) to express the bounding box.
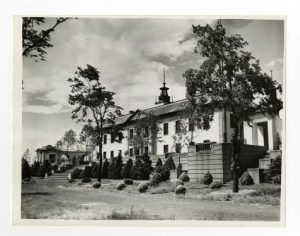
top-left (129, 148), bottom-right (134, 157)
top-left (204, 140), bottom-right (210, 143)
top-left (110, 151), bottom-right (114, 158)
top-left (135, 148), bottom-right (140, 156)
top-left (144, 146), bottom-right (149, 155)
top-left (118, 150), bottom-right (122, 156)
top-left (163, 123), bottom-right (169, 135)
top-left (189, 119), bottom-right (195, 132)
top-left (118, 132), bottom-right (123, 143)
top-left (175, 143), bottom-right (181, 153)
top-left (103, 151), bottom-right (106, 159)
top-left (175, 120), bottom-right (181, 133)
top-left (129, 129), bottom-right (134, 139)
top-left (163, 145), bottom-right (169, 154)
top-left (230, 114), bottom-right (235, 128)
top-left (111, 133), bottom-right (115, 143)
top-left (104, 135), bottom-right (107, 144)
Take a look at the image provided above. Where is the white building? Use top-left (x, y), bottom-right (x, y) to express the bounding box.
top-left (102, 77), bottom-right (282, 163)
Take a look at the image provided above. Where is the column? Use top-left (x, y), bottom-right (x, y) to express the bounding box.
top-left (267, 118), bottom-right (274, 151)
top-left (252, 123), bottom-right (258, 145)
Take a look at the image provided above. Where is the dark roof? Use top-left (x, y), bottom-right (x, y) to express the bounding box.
top-left (36, 145), bottom-right (58, 152)
top-left (103, 110), bottom-right (139, 128)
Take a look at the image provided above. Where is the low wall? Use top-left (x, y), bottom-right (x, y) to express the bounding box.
top-left (187, 144), bottom-right (267, 183)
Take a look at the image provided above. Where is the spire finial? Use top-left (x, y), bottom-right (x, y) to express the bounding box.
top-left (163, 68), bottom-right (166, 85)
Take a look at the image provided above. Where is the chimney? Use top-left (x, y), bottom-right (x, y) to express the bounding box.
top-left (129, 110), bottom-right (135, 114)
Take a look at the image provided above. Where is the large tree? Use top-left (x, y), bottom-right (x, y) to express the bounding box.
top-left (183, 21), bottom-right (282, 192)
top-left (129, 111), bottom-right (160, 156)
top-left (22, 17), bottom-right (71, 62)
top-left (68, 64), bottom-right (122, 182)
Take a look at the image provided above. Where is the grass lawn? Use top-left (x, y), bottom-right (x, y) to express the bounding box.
top-left (21, 178), bottom-right (281, 221)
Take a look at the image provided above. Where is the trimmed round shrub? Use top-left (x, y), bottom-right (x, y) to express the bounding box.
top-left (239, 171), bottom-right (254, 185)
top-left (92, 181), bottom-right (101, 189)
top-left (81, 177), bottom-right (91, 183)
top-left (272, 175), bottom-right (281, 185)
top-left (175, 185), bottom-right (186, 195)
top-left (200, 171), bottom-right (213, 185)
top-left (173, 179), bottom-right (184, 190)
top-left (124, 178), bottom-right (133, 185)
top-left (71, 168), bottom-right (82, 179)
top-left (137, 183), bottom-right (148, 193)
top-left (116, 183), bottom-right (126, 190)
top-left (179, 172), bottom-right (190, 182)
top-left (209, 181), bottom-right (223, 189)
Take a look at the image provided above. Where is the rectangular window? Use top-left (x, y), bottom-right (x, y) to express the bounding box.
top-left (230, 114), bottom-right (235, 128)
top-left (118, 132), bottom-right (123, 143)
top-left (135, 148), bottom-right (140, 156)
top-left (104, 135), bottom-right (107, 144)
top-left (175, 120), bottom-right (181, 133)
top-left (111, 133), bottom-right (115, 143)
top-left (163, 145), bottom-right (169, 154)
top-left (163, 123), bottom-right (169, 135)
top-left (189, 119), bottom-right (195, 132)
top-left (110, 151), bottom-right (114, 158)
top-left (103, 151), bottom-right (106, 159)
top-left (129, 129), bottom-right (134, 139)
top-left (129, 148), bottom-right (133, 157)
top-left (175, 143), bottom-right (181, 153)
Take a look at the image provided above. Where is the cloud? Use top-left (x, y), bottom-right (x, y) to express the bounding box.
top-left (267, 58), bottom-right (283, 68)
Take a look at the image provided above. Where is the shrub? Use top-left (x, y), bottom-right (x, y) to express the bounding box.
top-left (272, 175), bottom-right (281, 185)
top-left (124, 178), bottom-right (133, 185)
top-left (173, 179), bottom-right (184, 188)
top-left (80, 166), bottom-right (92, 179)
top-left (22, 158), bottom-right (31, 180)
top-left (210, 181), bottom-right (223, 189)
top-left (92, 181), bottom-right (101, 189)
top-left (151, 172), bottom-right (162, 186)
top-left (68, 179), bottom-right (75, 183)
top-left (90, 162), bottom-right (99, 178)
top-left (101, 158), bottom-right (109, 179)
top-left (239, 171), bottom-right (254, 185)
top-left (71, 168), bottom-right (82, 179)
top-left (175, 185), bottom-right (186, 195)
top-left (81, 177), bottom-right (91, 183)
top-left (178, 172), bottom-right (190, 182)
top-left (114, 154), bottom-right (123, 179)
top-left (265, 156), bottom-right (282, 183)
top-left (155, 158), bottom-right (162, 170)
top-left (131, 155), bottom-right (153, 180)
top-left (137, 183), bottom-right (148, 193)
top-left (52, 164), bottom-right (58, 173)
top-left (37, 160), bottom-right (52, 177)
top-left (31, 161), bottom-right (40, 176)
top-left (117, 183), bottom-right (126, 190)
top-left (176, 163), bottom-right (183, 178)
top-left (200, 171), bottom-right (213, 185)
top-left (131, 158), bottom-right (143, 180)
top-left (122, 158), bottom-right (133, 179)
top-left (107, 158), bottom-right (116, 179)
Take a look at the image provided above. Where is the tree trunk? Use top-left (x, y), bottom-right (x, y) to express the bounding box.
top-left (231, 123), bottom-right (241, 193)
top-left (97, 143), bottom-right (103, 182)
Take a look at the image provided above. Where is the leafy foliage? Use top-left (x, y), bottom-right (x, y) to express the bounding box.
top-left (210, 181), bottom-right (223, 189)
top-left (22, 17), bottom-right (71, 61)
top-left (124, 178), bottom-right (134, 185)
top-left (116, 183), bottom-right (126, 190)
top-left (183, 21), bottom-right (282, 192)
top-left (101, 159), bottom-right (109, 179)
top-left (122, 158), bottom-right (133, 179)
top-left (178, 172), bottom-right (190, 182)
top-left (22, 158), bottom-right (31, 180)
top-left (175, 185), bottom-right (187, 195)
top-left (131, 155), bottom-right (153, 180)
top-left (239, 171), bottom-right (254, 185)
top-left (68, 64), bottom-right (122, 181)
top-left (31, 161), bottom-right (40, 176)
top-left (137, 183), bottom-right (148, 193)
top-left (200, 171), bottom-right (213, 185)
top-left (71, 168), bottom-right (82, 179)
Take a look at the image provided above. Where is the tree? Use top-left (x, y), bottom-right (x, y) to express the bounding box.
top-left (183, 21), bottom-right (282, 192)
top-left (68, 64), bottom-right (122, 182)
top-left (62, 129), bottom-right (77, 159)
top-left (22, 17), bottom-right (71, 62)
top-left (79, 124), bottom-right (98, 161)
top-left (129, 111), bottom-right (160, 156)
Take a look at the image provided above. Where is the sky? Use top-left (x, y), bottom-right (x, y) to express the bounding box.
top-left (22, 18), bottom-right (284, 155)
